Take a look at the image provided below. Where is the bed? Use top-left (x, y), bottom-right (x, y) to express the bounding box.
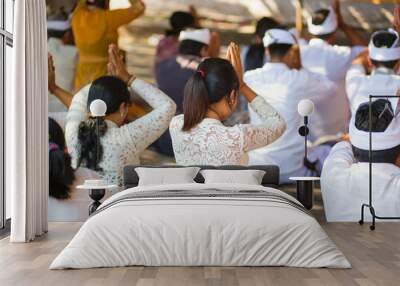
top-left (50, 165), bottom-right (350, 269)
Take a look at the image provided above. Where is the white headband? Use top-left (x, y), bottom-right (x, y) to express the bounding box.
top-left (349, 97), bottom-right (400, 151)
top-left (47, 20), bottom-right (71, 31)
top-left (369, 29), bottom-right (400, 61)
top-left (179, 29), bottom-right (211, 45)
top-left (263, 29), bottom-right (296, 48)
top-left (307, 7), bottom-right (338, 36)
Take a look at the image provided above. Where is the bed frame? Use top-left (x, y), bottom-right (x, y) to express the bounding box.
top-left (123, 165), bottom-right (280, 189)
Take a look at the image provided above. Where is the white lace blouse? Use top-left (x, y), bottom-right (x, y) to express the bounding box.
top-left (169, 96), bottom-right (286, 165)
top-left (65, 79), bottom-right (176, 185)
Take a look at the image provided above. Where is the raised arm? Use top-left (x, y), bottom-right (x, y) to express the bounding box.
top-left (48, 53), bottom-right (74, 108)
top-left (107, 0), bottom-right (145, 30)
top-left (240, 95), bottom-right (286, 152)
top-left (121, 79), bottom-right (176, 152)
top-left (333, 0), bottom-right (367, 46)
top-left (226, 43), bottom-right (286, 152)
top-left (295, 0), bottom-right (306, 40)
top-left (107, 44), bottom-right (176, 152)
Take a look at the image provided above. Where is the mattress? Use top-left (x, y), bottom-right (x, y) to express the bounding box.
top-left (50, 183), bottom-right (350, 269)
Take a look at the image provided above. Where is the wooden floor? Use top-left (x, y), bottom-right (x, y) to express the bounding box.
top-left (1, 201), bottom-right (400, 286)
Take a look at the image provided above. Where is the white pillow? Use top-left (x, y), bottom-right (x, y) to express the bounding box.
top-left (200, 169), bottom-right (266, 185)
top-left (135, 167), bottom-right (201, 186)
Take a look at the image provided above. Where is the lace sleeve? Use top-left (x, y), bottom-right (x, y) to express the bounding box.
top-left (240, 96), bottom-right (286, 152)
top-left (118, 79), bottom-right (177, 152)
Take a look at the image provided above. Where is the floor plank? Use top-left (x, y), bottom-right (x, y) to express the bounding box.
top-left (1, 219), bottom-right (400, 286)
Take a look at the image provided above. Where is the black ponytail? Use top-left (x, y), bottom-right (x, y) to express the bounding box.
top-left (77, 117), bottom-right (108, 171)
top-left (49, 118), bottom-right (75, 200)
top-left (182, 58), bottom-right (239, 131)
top-left (77, 76), bottom-right (130, 171)
top-left (182, 72), bottom-right (210, 131)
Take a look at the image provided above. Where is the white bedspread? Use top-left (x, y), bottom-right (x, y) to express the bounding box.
top-left (50, 183), bottom-right (350, 269)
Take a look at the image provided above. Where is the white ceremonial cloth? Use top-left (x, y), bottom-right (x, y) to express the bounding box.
top-left (321, 141), bottom-right (400, 222)
top-left (300, 39), bottom-right (365, 135)
top-left (244, 62), bottom-right (336, 181)
top-left (346, 65), bottom-right (400, 115)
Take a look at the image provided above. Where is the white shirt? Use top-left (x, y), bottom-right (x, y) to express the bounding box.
top-left (346, 65), bottom-right (400, 114)
top-left (244, 62), bottom-right (337, 179)
top-left (321, 141), bottom-right (400, 222)
top-left (170, 96), bottom-right (286, 166)
top-left (66, 79), bottom-right (176, 185)
top-left (300, 39), bottom-right (365, 135)
top-left (47, 37), bottom-right (78, 112)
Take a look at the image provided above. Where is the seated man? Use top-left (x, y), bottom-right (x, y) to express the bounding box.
top-left (154, 28), bottom-right (211, 156)
top-left (242, 17), bottom-right (280, 72)
top-left (244, 29), bottom-right (337, 183)
top-left (300, 0), bottom-right (367, 137)
top-left (47, 10), bottom-right (78, 112)
top-left (154, 10), bottom-right (197, 69)
top-left (347, 29), bottom-right (400, 115)
top-left (321, 99), bottom-right (400, 222)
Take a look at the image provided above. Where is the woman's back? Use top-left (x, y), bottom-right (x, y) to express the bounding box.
top-left (66, 78), bottom-right (176, 186)
top-left (170, 96), bottom-right (285, 166)
top-left (169, 51), bottom-right (286, 167)
top-left (170, 115), bottom-right (246, 165)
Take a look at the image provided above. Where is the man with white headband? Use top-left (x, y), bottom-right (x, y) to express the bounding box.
top-left (47, 9), bottom-right (78, 112)
top-left (300, 0), bottom-right (367, 138)
top-left (346, 29), bottom-right (400, 114)
top-left (321, 99), bottom-right (400, 221)
top-left (154, 28), bottom-right (212, 156)
top-left (244, 28), bottom-right (337, 183)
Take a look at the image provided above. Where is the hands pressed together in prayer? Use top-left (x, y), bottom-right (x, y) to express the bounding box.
top-left (226, 42), bottom-right (257, 103)
top-left (107, 44), bottom-right (136, 86)
top-left (48, 53), bottom-right (74, 108)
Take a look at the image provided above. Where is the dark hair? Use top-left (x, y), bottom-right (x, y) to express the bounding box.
top-left (244, 17), bottom-right (281, 72)
top-left (77, 76), bottom-right (130, 170)
top-left (179, 39), bottom-right (208, 57)
top-left (352, 99), bottom-right (400, 163)
top-left (48, 29), bottom-right (68, 39)
top-left (255, 17), bottom-right (280, 38)
top-left (86, 0), bottom-right (108, 9)
top-left (352, 144), bottom-right (400, 164)
top-left (267, 43), bottom-right (293, 59)
top-left (311, 9), bottom-right (335, 39)
top-left (166, 11), bottom-right (196, 37)
top-left (182, 58), bottom-right (239, 131)
top-left (312, 9), bottom-right (330, 26)
top-left (49, 118), bottom-right (75, 200)
top-left (371, 31), bottom-right (399, 69)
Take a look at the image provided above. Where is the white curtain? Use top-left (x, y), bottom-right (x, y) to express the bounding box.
top-left (8, 0), bottom-right (48, 242)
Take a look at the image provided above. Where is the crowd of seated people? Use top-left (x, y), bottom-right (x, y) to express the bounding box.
top-left (299, 0), bottom-right (367, 138)
top-left (46, 0), bottom-right (400, 222)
